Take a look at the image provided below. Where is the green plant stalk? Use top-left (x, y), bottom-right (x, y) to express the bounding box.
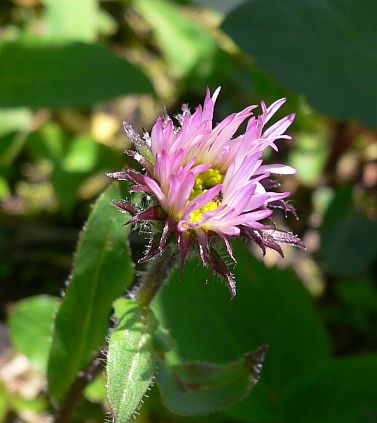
top-left (134, 244), bottom-right (179, 306)
top-left (53, 244), bottom-right (178, 422)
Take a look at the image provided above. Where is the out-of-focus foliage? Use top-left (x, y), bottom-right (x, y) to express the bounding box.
top-left (0, 0), bottom-right (376, 422)
top-left (222, 0), bottom-right (377, 129)
top-left (0, 41), bottom-right (153, 108)
top-left (320, 184), bottom-right (377, 277)
top-left (8, 295), bottom-right (58, 372)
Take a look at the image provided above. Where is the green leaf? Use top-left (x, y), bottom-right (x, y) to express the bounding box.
top-left (84, 374), bottom-right (106, 404)
top-left (321, 185), bottom-right (377, 276)
top-left (26, 123), bottom-right (65, 162)
top-left (0, 176), bottom-right (10, 199)
top-left (153, 242), bottom-right (329, 421)
top-left (0, 108), bottom-right (32, 138)
top-left (47, 183), bottom-right (134, 403)
top-left (0, 384), bottom-right (8, 422)
top-left (222, 0), bottom-right (377, 129)
top-left (62, 136), bottom-right (98, 173)
top-left (284, 356), bottom-right (377, 423)
top-left (152, 326), bottom-right (176, 354)
top-left (157, 347), bottom-right (267, 416)
top-left (0, 132), bottom-right (27, 167)
top-left (333, 279), bottom-right (377, 336)
top-left (0, 40), bottom-right (153, 108)
top-left (97, 9), bottom-right (118, 37)
top-left (288, 130), bottom-right (329, 187)
top-left (7, 295), bottom-right (59, 372)
top-left (44, 0), bottom-right (98, 42)
top-left (193, 0), bottom-right (247, 15)
top-left (133, 0), bottom-right (217, 79)
top-left (106, 298), bottom-right (157, 423)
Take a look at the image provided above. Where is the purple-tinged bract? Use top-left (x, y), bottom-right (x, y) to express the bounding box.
top-left (108, 88), bottom-right (304, 298)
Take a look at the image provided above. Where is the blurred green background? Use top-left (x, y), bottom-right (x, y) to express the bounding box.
top-left (0, 0), bottom-right (376, 422)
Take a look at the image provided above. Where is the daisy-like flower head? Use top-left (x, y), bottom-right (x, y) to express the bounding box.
top-left (108, 88), bottom-right (304, 298)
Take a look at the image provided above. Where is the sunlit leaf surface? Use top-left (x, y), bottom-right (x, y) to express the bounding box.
top-left (48, 183), bottom-right (134, 403)
top-left (106, 299), bottom-right (157, 423)
top-left (158, 347), bottom-right (267, 416)
top-left (8, 295), bottom-right (59, 372)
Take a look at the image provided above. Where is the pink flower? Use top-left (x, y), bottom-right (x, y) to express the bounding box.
top-left (108, 88), bottom-right (304, 298)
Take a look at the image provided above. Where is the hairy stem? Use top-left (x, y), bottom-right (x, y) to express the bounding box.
top-left (134, 245), bottom-right (179, 306)
top-left (54, 246), bottom-right (178, 422)
top-left (54, 352), bottom-right (104, 423)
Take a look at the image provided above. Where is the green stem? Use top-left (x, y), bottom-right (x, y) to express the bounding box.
top-left (54, 246), bottom-right (177, 422)
top-left (134, 245), bottom-right (179, 306)
top-left (53, 352), bottom-right (103, 423)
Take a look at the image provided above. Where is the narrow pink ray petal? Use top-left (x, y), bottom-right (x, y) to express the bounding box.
top-left (263, 113), bottom-right (295, 139)
top-left (264, 98), bottom-right (287, 124)
top-left (182, 184), bottom-right (223, 218)
top-left (257, 164), bottom-right (297, 175)
top-left (142, 176), bottom-right (165, 202)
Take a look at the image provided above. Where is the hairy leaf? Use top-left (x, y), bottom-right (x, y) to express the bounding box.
top-left (157, 347), bottom-right (267, 416)
top-left (106, 299), bottom-right (157, 423)
top-left (48, 183), bottom-right (134, 403)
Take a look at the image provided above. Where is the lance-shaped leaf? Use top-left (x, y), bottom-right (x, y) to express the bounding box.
top-left (106, 299), bottom-right (157, 423)
top-left (157, 346), bottom-right (268, 416)
top-left (48, 183), bottom-right (134, 403)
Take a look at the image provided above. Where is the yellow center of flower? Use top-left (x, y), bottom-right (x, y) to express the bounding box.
top-left (188, 168), bottom-right (224, 223)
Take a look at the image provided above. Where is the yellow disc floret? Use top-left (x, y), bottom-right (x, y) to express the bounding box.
top-left (190, 168), bottom-right (224, 200)
top-left (189, 201), bottom-right (219, 223)
top-left (188, 168), bottom-right (224, 224)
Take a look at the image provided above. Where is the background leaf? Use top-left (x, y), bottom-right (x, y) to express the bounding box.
top-left (153, 242), bottom-right (330, 421)
top-left (133, 0), bottom-right (217, 79)
top-left (7, 295), bottom-right (59, 372)
top-left (0, 108), bottom-right (32, 138)
top-left (106, 298), bottom-right (157, 423)
top-left (157, 347), bottom-right (267, 416)
top-left (284, 355), bottom-right (377, 423)
top-left (320, 185), bottom-right (377, 276)
top-left (44, 0), bottom-right (98, 42)
top-left (222, 0), bottom-right (377, 128)
top-left (192, 0), bottom-right (247, 15)
top-left (0, 40), bottom-right (153, 108)
top-left (288, 129), bottom-right (329, 187)
top-left (47, 183), bottom-right (134, 403)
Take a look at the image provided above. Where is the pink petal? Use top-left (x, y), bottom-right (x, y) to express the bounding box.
top-left (257, 164), bottom-right (297, 175)
top-left (182, 184), bottom-right (223, 217)
top-left (143, 176), bottom-right (165, 202)
top-left (264, 98), bottom-right (287, 124)
top-left (263, 113), bottom-right (295, 139)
